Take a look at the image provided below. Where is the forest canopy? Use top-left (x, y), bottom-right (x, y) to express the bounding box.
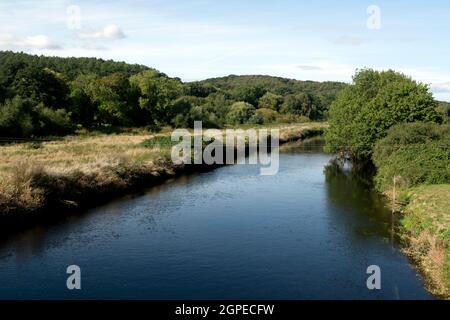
top-left (0, 51), bottom-right (346, 137)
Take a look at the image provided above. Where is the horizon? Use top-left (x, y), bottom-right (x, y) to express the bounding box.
top-left (1, 0), bottom-right (449, 101)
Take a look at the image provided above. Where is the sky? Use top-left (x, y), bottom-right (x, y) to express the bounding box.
top-left (1, 0), bottom-right (449, 101)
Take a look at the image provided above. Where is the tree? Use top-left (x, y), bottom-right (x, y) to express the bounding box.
top-left (226, 102), bottom-right (256, 125)
top-left (325, 69), bottom-right (443, 162)
top-left (32, 103), bottom-right (73, 136)
top-left (280, 93), bottom-right (317, 118)
top-left (0, 96), bottom-right (73, 137)
top-left (184, 82), bottom-right (217, 97)
top-left (256, 108), bottom-right (279, 123)
top-left (12, 66), bottom-right (69, 109)
top-left (69, 74), bottom-right (101, 128)
top-left (0, 96), bottom-right (34, 137)
top-left (258, 92), bottom-right (283, 110)
top-left (130, 70), bottom-right (183, 124)
top-left (93, 73), bottom-right (136, 125)
top-left (234, 85), bottom-right (266, 106)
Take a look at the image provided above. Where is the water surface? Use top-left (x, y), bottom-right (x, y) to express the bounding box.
top-left (0, 140), bottom-right (432, 299)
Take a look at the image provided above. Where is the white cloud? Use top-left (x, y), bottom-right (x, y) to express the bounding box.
top-left (430, 82), bottom-right (450, 93)
top-left (296, 65), bottom-right (323, 71)
top-left (78, 24), bottom-right (126, 40)
top-left (0, 33), bottom-right (60, 49)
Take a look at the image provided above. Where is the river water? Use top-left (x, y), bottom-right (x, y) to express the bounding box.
top-left (0, 139), bottom-right (433, 299)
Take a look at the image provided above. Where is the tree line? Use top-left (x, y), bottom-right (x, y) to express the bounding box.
top-left (325, 68), bottom-right (449, 190)
top-left (0, 51), bottom-right (346, 137)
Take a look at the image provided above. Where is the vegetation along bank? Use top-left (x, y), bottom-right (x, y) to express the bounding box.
top-left (325, 69), bottom-right (450, 298)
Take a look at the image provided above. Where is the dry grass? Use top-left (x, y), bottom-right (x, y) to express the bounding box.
top-left (0, 132), bottom-right (172, 216)
top-left (0, 123), bottom-right (326, 217)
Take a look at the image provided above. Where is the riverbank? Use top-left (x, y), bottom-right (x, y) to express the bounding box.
top-left (0, 123), bottom-right (326, 229)
top-left (392, 185), bottom-right (450, 299)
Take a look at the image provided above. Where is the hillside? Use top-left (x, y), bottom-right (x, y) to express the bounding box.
top-left (0, 51), bottom-right (347, 137)
top-left (196, 74), bottom-right (347, 107)
top-left (0, 51), bottom-right (150, 80)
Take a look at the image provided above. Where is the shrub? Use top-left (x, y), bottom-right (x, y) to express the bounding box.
top-left (258, 92), bottom-right (283, 110)
top-left (145, 123), bottom-right (162, 133)
top-left (33, 103), bottom-right (74, 136)
top-left (280, 93), bottom-right (317, 118)
top-left (226, 102), bottom-right (256, 125)
top-left (256, 108), bottom-right (278, 124)
top-left (373, 123), bottom-right (450, 190)
top-left (0, 96), bottom-right (34, 137)
top-left (277, 113), bottom-right (310, 123)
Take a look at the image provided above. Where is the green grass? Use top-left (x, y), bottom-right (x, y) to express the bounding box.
top-left (398, 184), bottom-right (450, 298)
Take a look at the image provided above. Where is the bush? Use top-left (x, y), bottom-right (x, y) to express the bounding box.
top-left (258, 92), bottom-right (283, 110)
top-left (277, 113), bottom-right (310, 123)
top-left (33, 104), bottom-right (74, 136)
top-left (145, 123), bottom-right (162, 133)
top-left (256, 108), bottom-right (279, 124)
top-left (0, 96), bottom-right (74, 137)
top-left (226, 102), bottom-right (256, 125)
top-left (280, 93), bottom-right (318, 118)
top-left (0, 96), bottom-right (34, 137)
top-left (249, 113), bottom-right (264, 125)
top-left (373, 123), bottom-right (450, 190)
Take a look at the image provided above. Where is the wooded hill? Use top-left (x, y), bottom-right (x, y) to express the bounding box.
top-left (0, 51), bottom-right (345, 137)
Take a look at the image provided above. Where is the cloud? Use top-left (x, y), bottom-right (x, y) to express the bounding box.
top-left (296, 65), bottom-right (323, 71)
top-left (78, 25), bottom-right (126, 40)
top-left (431, 82), bottom-right (450, 93)
top-left (334, 36), bottom-right (367, 46)
top-left (0, 33), bottom-right (61, 49)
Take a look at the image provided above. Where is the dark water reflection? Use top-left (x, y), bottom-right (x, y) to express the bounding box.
top-left (0, 139), bottom-right (433, 299)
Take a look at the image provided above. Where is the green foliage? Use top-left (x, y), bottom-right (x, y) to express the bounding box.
top-left (438, 101), bottom-right (450, 122)
top-left (130, 69), bottom-right (183, 124)
top-left (280, 93), bottom-right (321, 119)
top-left (0, 96), bottom-right (73, 137)
top-left (226, 102), bottom-right (256, 125)
top-left (33, 104), bottom-right (74, 136)
top-left (92, 73), bottom-right (137, 125)
top-left (234, 85), bottom-right (266, 106)
top-left (256, 108), bottom-right (279, 124)
top-left (68, 87), bottom-right (96, 128)
top-left (140, 135), bottom-right (175, 148)
top-left (258, 92), bottom-right (283, 110)
top-left (200, 74), bottom-right (345, 99)
top-left (0, 51), bottom-right (148, 81)
top-left (0, 51), bottom-right (346, 137)
top-left (12, 66), bottom-right (69, 109)
top-left (373, 123), bottom-right (450, 190)
top-left (0, 96), bottom-right (34, 137)
top-left (325, 69), bottom-right (443, 161)
top-left (200, 75), bottom-right (345, 114)
top-left (184, 82), bottom-right (217, 97)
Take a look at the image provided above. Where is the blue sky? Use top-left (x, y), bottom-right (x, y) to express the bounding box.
top-left (1, 0), bottom-right (450, 101)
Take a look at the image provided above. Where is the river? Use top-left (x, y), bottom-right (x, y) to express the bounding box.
top-left (0, 138), bottom-right (433, 299)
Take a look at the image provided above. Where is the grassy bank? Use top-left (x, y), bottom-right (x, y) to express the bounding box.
top-left (0, 122), bottom-right (326, 228)
top-left (394, 185), bottom-right (450, 298)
